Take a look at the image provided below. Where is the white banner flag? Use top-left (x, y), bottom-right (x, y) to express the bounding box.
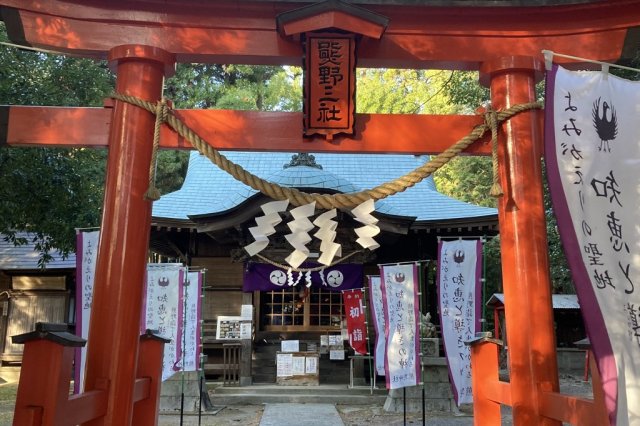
top-left (545, 64), bottom-right (640, 425)
top-left (368, 276), bottom-right (386, 376)
top-left (437, 239), bottom-right (481, 405)
top-left (142, 263), bottom-right (184, 381)
top-left (380, 264), bottom-right (421, 389)
top-left (74, 230), bottom-right (99, 393)
top-left (75, 234), bottom-right (203, 386)
top-left (180, 271), bottom-right (203, 372)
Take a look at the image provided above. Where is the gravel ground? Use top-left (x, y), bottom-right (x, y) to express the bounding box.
top-left (0, 374), bottom-right (593, 425)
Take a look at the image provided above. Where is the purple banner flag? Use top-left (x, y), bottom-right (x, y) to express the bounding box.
top-left (545, 64), bottom-right (640, 425)
top-left (437, 239), bottom-right (482, 406)
top-left (76, 232), bottom-right (203, 386)
top-left (368, 275), bottom-right (386, 376)
top-left (380, 263), bottom-right (421, 390)
top-left (180, 271), bottom-right (203, 372)
top-left (142, 263), bottom-right (184, 381)
top-left (243, 262), bottom-right (363, 292)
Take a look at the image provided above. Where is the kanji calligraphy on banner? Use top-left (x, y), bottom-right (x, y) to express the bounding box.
top-left (142, 263), bottom-right (184, 381)
top-left (545, 64), bottom-right (640, 426)
top-left (380, 264), bottom-right (421, 389)
top-left (74, 230), bottom-right (99, 393)
top-left (437, 239), bottom-right (482, 405)
top-left (368, 275), bottom-right (386, 376)
top-left (343, 288), bottom-right (368, 355)
top-left (76, 232), bottom-right (203, 385)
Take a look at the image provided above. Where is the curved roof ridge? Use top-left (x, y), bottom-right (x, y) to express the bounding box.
top-left (152, 151), bottom-right (497, 222)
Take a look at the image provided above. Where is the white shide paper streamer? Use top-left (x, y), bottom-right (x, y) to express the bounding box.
top-left (313, 209), bottom-right (342, 266)
top-left (284, 201), bottom-right (316, 269)
top-left (244, 200), bottom-right (289, 256)
top-left (352, 199), bottom-right (380, 250)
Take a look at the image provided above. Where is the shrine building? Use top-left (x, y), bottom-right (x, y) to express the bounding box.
top-left (150, 150), bottom-right (497, 383)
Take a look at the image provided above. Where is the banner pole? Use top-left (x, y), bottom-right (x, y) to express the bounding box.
top-left (198, 270), bottom-right (205, 425)
top-left (361, 286), bottom-right (375, 395)
top-left (403, 386), bottom-right (407, 426)
top-left (180, 267), bottom-right (188, 426)
top-left (481, 237), bottom-right (487, 332)
top-left (418, 260), bottom-right (429, 426)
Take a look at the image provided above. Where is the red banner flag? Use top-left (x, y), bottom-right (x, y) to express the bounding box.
top-left (343, 288), bottom-right (368, 355)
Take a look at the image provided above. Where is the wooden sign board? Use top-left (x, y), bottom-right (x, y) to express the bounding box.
top-left (216, 315), bottom-right (242, 340)
top-left (304, 33), bottom-right (356, 140)
top-left (12, 276), bottom-right (66, 290)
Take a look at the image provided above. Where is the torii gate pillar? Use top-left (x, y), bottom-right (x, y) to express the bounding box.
top-left (480, 56), bottom-right (561, 425)
top-left (82, 45), bottom-right (175, 426)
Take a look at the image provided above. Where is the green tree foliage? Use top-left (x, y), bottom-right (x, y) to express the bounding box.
top-left (356, 69), bottom-right (456, 114)
top-left (0, 23), bottom-right (114, 264)
top-left (1, 17), bottom-right (304, 264)
top-left (165, 64), bottom-right (302, 111)
top-left (158, 64), bottom-right (302, 194)
top-left (434, 157), bottom-right (496, 209)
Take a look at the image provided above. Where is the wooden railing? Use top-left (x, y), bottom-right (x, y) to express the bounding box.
top-left (12, 323), bottom-right (167, 426)
top-left (468, 333), bottom-right (608, 426)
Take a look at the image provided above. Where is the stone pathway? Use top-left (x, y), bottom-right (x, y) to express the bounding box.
top-left (260, 403), bottom-right (344, 426)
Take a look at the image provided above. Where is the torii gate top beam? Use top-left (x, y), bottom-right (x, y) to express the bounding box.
top-left (1, 0), bottom-right (639, 69)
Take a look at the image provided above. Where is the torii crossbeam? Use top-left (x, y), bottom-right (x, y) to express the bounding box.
top-left (1, 1), bottom-right (639, 425)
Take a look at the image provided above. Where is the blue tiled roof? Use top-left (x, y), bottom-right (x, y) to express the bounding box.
top-left (152, 151), bottom-right (497, 222)
top-left (0, 233), bottom-right (75, 270)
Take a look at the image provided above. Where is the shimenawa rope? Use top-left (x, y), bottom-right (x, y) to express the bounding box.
top-left (110, 93), bottom-right (542, 209)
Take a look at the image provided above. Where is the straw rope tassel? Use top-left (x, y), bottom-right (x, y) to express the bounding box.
top-left (486, 109), bottom-right (504, 198)
top-left (144, 98), bottom-right (168, 201)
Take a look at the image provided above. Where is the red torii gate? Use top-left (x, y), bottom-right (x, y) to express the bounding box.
top-left (1, 1), bottom-right (638, 425)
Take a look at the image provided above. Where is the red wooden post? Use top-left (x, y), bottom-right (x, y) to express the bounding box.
top-left (82, 45), bottom-right (175, 426)
top-left (588, 350), bottom-right (610, 425)
top-left (132, 330), bottom-right (170, 425)
top-left (468, 335), bottom-right (503, 425)
top-left (13, 323), bottom-right (86, 425)
top-left (480, 56), bottom-right (561, 425)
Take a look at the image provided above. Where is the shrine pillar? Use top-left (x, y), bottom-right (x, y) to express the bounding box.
top-left (83, 45), bottom-right (175, 425)
top-left (479, 56), bottom-right (561, 425)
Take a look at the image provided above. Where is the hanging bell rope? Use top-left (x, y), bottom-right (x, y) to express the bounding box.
top-left (111, 93), bottom-right (542, 208)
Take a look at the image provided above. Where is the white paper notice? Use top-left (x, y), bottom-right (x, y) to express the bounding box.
top-left (277, 353), bottom-right (293, 377)
top-left (241, 304), bottom-right (253, 320)
top-left (330, 350), bottom-right (345, 360)
top-left (328, 335), bottom-right (341, 346)
top-left (305, 357), bottom-right (318, 374)
top-left (292, 357), bottom-right (306, 375)
top-left (240, 322), bottom-right (252, 339)
top-left (281, 340), bottom-right (300, 352)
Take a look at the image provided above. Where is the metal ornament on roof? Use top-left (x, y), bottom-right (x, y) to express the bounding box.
top-left (283, 153), bottom-right (323, 169)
